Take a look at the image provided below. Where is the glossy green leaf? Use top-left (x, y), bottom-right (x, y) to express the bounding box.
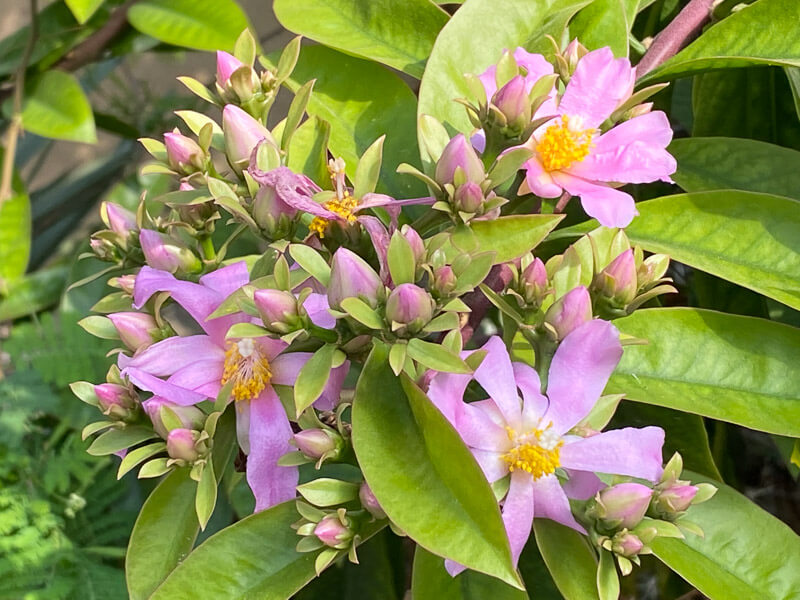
top-left (127, 0), bottom-right (251, 52)
top-left (273, 0), bottom-right (448, 78)
top-left (534, 520), bottom-right (599, 600)
top-left (418, 0), bottom-right (591, 134)
top-left (126, 469), bottom-right (201, 600)
top-left (150, 502), bottom-right (317, 599)
top-left (467, 215), bottom-right (564, 264)
top-left (641, 0), bottom-right (800, 83)
top-left (19, 70), bottom-right (96, 142)
top-left (670, 137), bottom-right (800, 198)
top-left (65, 0), bottom-right (105, 24)
top-left (412, 546), bottom-right (529, 600)
top-left (289, 244), bottom-right (331, 287)
top-left (388, 230), bottom-right (418, 285)
top-left (626, 191), bottom-right (800, 310)
top-left (569, 0), bottom-right (639, 57)
top-left (651, 471), bottom-right (800, 600)
top-left (610, 308), bottom-right (800, 436)
top-left (352, 344), bottom-right (519, 588)
top-left (86, 426), bottom-right (154, 455)
top-left (286, 116), bottom-right (331, 189)
top-left (294, 343), bottom-right (337, 415)
top-left (406, 338), bottom-right (472, 374)
top-left (0, 152), bottom-right (30, 286)
top-left (596, 551), bottom-right (619, 600)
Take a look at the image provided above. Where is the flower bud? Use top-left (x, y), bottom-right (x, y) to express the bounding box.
top-left (166, 428), bottom-right (200, 462)
top-left (385, 284), bottom-right (434, 333)
top-left (95, 383), bottom-right (137, 419)
top-left (222, 104), bottom-right (276, 170)
top-left (294, 428), bottom-right (341, 460)
top-left (492, 75), bottom-right (529, 126)
top-left (252, 184), bottom-right (297, 234)
top-left (434, 134), bottom-right (485, 186)
top-left (453, 181), bottom-right (485, 213)
top-left (101, 202), bottom-right (137, 239)
top-left (108, 312), bottom-right (158, 351)
top-left (432, 265), bottom-right (457, 298)
top-left (216, 50), bottom-right (244, 87)
top-left (359, 482), bottom-right (386, 520)
top-left (328, 248), bottom-right (383, 310)
top-left (113, 274), bottom-right (136, 296)
top-left (400, 225), bottom-right (425, 264)
top-left (90, 237), bottom-right (118, 261)
top-left (544, 286), bottom-right (592, 339)
top-left (164, 129), bottom-right (205, 173)
top-left (314, 514), bottom-right (353, 548)
top-left (611, 532), bottom-right (644, 558)
top-left (520, 257), bottom-right (548, 306)
top-left (596, 249), bottom-right (637, 305)
top-left (254, 289), bottom-right (299, 331)
top-left (142, 397), bottom-right (206, 439)
top-left (639, 253), bottom-right (670, 286)
top-left (139, 230), bottom-right (202, 274)
top-left (654, 484), bottom-right (698, 515)
top-left (595, 483), bottom-right (653, 529)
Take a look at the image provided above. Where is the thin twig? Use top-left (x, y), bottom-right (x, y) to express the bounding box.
top-left (0, 0), bottom-right (38, 208)
top-left (636, 0), bottom-right (716, 77)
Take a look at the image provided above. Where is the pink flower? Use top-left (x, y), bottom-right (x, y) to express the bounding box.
top-left (427, 323), bottom-right (664, 572)
top-left (118, 262), bottom-right (347, 511)
top-left (521, 47), bottom-right (676, 227)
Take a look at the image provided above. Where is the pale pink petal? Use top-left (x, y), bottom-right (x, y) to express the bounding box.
top-left (124, 367), bottom-right (208, 406)
top-left (458, 402), bottom-right (511, 452)
top-left (503, 470), bottom-right (535, 567)
top-left (512, 362), bottom-right (548, 427)
top-left (166, 359), bottom-right (224, 396)
top-left (236, 400), bottom-right (251, 454)
top-left (559, 427), bottom-right (665, 482)
top-left (543, 320), bottom-right (622, 435)
top-left (561, 470), bottom-right (605, 500)
top-left (444, 559), bottom-right (467, 577)
top-left (473, 449), bottom-right (509, 482)
top-left (524, 157), bottom-right (563, 198)
top-left (199, 261), bottom-right (250, 297)
top-left (427, 371), bottom-right (472, 426)
top-left (270, 352), bottom-right (311, 386)
top-left (124, 335), bottom-right (224, 377)
top-left (247, 387), bottom-right (298, 511)
top-left (472, 337), bottom-right (521, 425)
top-left (471, 131), bottom-right (487, 154)
top-left (513, 48), bottom-right (555, 94)
top-left (316, 360), bottom-right (349, 411)
top-left (531, 474), bottom-right (586, 533)
top-left (358, 215), bottom-right (391, 283)
top-left (256, 337), bottom-right (289, 362)
top-left (554, 172), bottom-right (637, 228)
top-left (305, 293), bottom-right (336, 328)
top-left (558, 47), bottom-right (635, 129)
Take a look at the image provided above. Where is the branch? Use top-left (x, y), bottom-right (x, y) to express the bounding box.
top-left (460, 264), bottom-right (514, 345)
top-left (636, 0), bottom-right (716, 78)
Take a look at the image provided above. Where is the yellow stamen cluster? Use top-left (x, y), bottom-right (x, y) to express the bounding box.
top-left (309, 191), bottom-right (359, 239)
top-left (309, 217), bottom-right (328, 237)
top-left (536, 115), bottom-right (593, 172)
top-left (221, 340), bottom-right (272, 402)
top-left (501, 426), bottom-right (563, 480)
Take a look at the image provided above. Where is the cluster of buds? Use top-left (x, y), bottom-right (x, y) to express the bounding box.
top-left (649, 453), bottom-right (717, 523)
top-left (91, 365), bottom-right (140, 423)
top-left (282, 405), bottom-right (350, 469)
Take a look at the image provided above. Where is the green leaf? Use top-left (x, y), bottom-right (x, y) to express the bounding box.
top-left (65, 0), bottom-right (105, 24)
top-left (127, 0), bottom-right (251, 52)
top-left (294, 344), bottom-right (337, 415)
top-left (225, 322), bottom-right (271, 338)
top-left (640, 0), bottom-right (800, 83)
top-left (0, 266), bottom-right (70, 320)
top-left (354, 135), bottom-right (385, 198)
top-left (651, 471), bottom-right (800, 600)
top-left (196, 461), bottom-right (217, 530)
top-left (412, 546), bottom-right (529, 600)
top-left (610, 308), bottom-right (800, 436)
top-left (468, 215), bottom-right (564, 264)
top-left (296, 478), bottom-right (360, 507)
top-left (418, 0), bottom-right (591, 134)
top-left (281, 80), bottom-right (314, 153)
top-left (351, 344), bottom-right (519, 588)
top-left (19, 70), bottom-right (96, 142)
top-left (406, 338), bottom-right (472, 374)
top-left (86, 426), bottom-right (155, 456)
top-left (0, 151), bottom-right (30, 285)
top-left (289, 244), bottom-right (331, 287)
top-left (286, 116), bottom-right (331, 189)
top-left (596, 551), bottom-right (619, 600)
top-left (149, 502), bottom-right (318, 599)
top-left (670, 137), bottom-right (800, 198)
top-left (534, 520), bottom-right (599, 600)
top-left (272, 0), bottom-right (448, 78)
top-left (117, 442), bottom-right (167, 479)
top-left (340, 297), bottom-right (385, 330)
top-left (387, 230), bottom-right (417, 285)
top-left (126, 469), bottom-right (203, 600)
top-left (569, 0), bottom-right (639, 58)
top-left (625, 191), bottom-right (800, 310)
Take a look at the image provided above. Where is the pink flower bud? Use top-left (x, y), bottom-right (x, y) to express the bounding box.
top-left (432, 265), bottom-right (457, 297)
top-left (359, 482), bottom-right (386, 520)
top-left (179, 181), bottom-right (194, 191)
top-left (90, 237), bottom-right (117, 261)
top-left (544, 286), bottom-right (592, 339)
top-left (385, 284), bottom-right (433, 331)
top-left (102, 202), bottom-right (137, 238)
top-left (328, 248), bottom-right (383, 310)
top-left (294, 429), bottom-right (339, 459)
top-left (139, 230), bottom-right (202, 274)
top-left (216, 50), bottom-right (244, 87)
top-left (453, 181), bottom-right (485, 213)
top-left (164, 129), bottom-right (205, 172)
top-left (94, 383), bottom-right (136, 419)
top-left (657, 484), bottom-right (698, 514)
top-left (520, 257), bottom-right (547, 305)
top-left (597, 249), bottom-right (637, 305)
top-left (113, 274), bottom-right (136, 296)
top-left (596, 483), bottom-right (653, 529)
top-left (435, 134), bottom-right (485, 186)
top-left (314, 514), bottom-right (352, 548)
top-left (252, 185), bottom-right (297, 232)
top-left (142, 397), bottom-right (206, 439)
top-left (492, 75), bottom-right (529, 125)
top-left (222, 104), bottom-right (276, 169)
top-left (107, 312), bottom-right (157, 351)
top-left (400, 225), bottom-right (425, 264)
top-left (612, 532), bottom-right (644, 558)
top-left (639, 253), bottom-right (670, 285)
top-left (166, 428), bottom-right (199, 462)
top-left (254, 289), bottom-right (299, 329)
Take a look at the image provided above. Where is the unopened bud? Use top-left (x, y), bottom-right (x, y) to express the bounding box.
top-left (596, 249), bottom-right (637, 305)
top-left (453, 181), bottom-right (485, 213)
top-left (328, 248), bottom-right (383, 310)
top-left (108, 312), bottom-right (158, 351)
top-left (113, 274), bottom-right (136, 296)
top-left (385, 284), bottom-right (434, 333)
top-left (520, 257), bottom-right (548, 306)
top-left (432, 265), bottom-right (457, 297)
top-left (595, 483), bottom-right (653, 530)
top-left (166, 428), bottom-right (200, 462)
top-left (435, 134), bottom-right (485, 186)
top-left (222, 104), bottom-right (277, 171)
top-left (314, 514), bottom-right (353, 548)
top-left (639, 253), bottom-right (670, 286)
top-left (254, 289), bottom-right (299, 332)
top-left (94, 383), bottom-right (137, 419)
top-left (359, 482), bottom-right (386, 520)
top-left (90, 237), bottom-right (118, 261)
top-left (139, 230), bottom-right (202, 274)
top-left (164, 129), bottom-right (206, 173)
top-left (142, 397), bottom-right (206, 439)
top-left (544, 286), bottom-right (592, 339)
top-left (216, 50), bottom-right (244, 87)
top-left (252, 184), bottom-right (298, 234)
top-left (492, 75), bottom-right (529, 127)
top-left (611, 532), bottom-right (644, 558)
top-left (654, 484), bottom-right (698, 515)
top-left (101, 202), bottom-right (137, 239)
top-left (400, 225), bottom-right (425, 264)
top-left (294, 428), bottom-right (341, 460)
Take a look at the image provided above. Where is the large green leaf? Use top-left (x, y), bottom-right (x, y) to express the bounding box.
top-left (651, 471), bottom-right (800, 600)
top-left (467, 214), bottom-right (564, 264)
top-left (412, 546), bottom-right (528, 600)
top-left (352, 343), bottom-right (520, 588)
top-left (127, 0), bottom-right (251, 52)
top-left (670, 137), bottom-right (800, 198)
top-left (610, 308), bottom-right (800, 436)
top-left (150, 502), bottom-right (317, 599)
top-left (266, 45), bottom-right (424, 198)
top-left (0, 152), bottom-right (30, 286)
top-left (640, 0), bottom-right (800, 83)
top-left (569, 0), bottom-right (638, 57)
top-left (626, 191), bottom-right (800, 310)
top-left (533, 520), bottom-right (599, 600)
top-left (273, 0), bottom-right (448, 78)
top-left (126, 469), bottom-right (201, 600)
top-left (418, 0), bottom-right (591, 134)
top-left (18, 70), bottom-right (96, 143)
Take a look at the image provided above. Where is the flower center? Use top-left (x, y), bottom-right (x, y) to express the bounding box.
top-left (221, 339), bottom-right (272, 401)
top-left (535, 115), bottom-right (593, 172)
top-left (309, 160), bottom-right (360, 238)
top-left (501, 425), bottom-right (562, 479)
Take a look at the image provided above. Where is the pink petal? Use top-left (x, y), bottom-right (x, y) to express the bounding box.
top-left (358, 215), bottom-right (391, 283)
top-left (444, 559), bottom-right (467, 577)
top-left (166, 359), bottom-right (224, 396)
top-left (558, 47), bottom-right (635, 129)
top-left (543, 320), bottom-right (622, 435)
top-left (554, 172), bottom-right (638, 228)
top-left (427, 371), bottom-right (472, 426)
top-left (473, 449), bottom-right (509, 483)
top-left (270, 352), bottom-right (311, 386)
top-left (198, 261), bottom-right (250, 297)
top-left (305, 293), bottom-right (336, 328)
top-left (124, 335), bottom-right (224, 377)
top-left (561, 470), bottom-right (605, 500)
top-left (559, 427), bottom-right (665, 482)
top-left (523, 157), bottom-right (563, 198)
top-left (472, 337), bottom-right (521, 426)
top-left (531, 474), bottom-right (586, 533)
top-left (236, 400), bottom-right (251, 454)
top-left (257, 337), bottom-right (289, 362)
top-left (503, 470), bottom-right (535, 567)
top-left (512, 362), bottom-right (548, 428)
top-left (246, 387), bottom-right (298, 511)
top-left (316, 360), bottom-right (349, 411)
top-left (124, 367), bottom-right (208, 406)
